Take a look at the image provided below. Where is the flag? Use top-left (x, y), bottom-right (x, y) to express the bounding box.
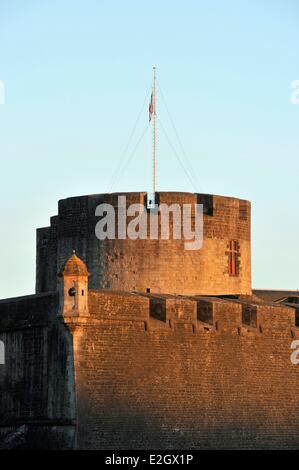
top-left (149, 92), bottom-right (154, 122)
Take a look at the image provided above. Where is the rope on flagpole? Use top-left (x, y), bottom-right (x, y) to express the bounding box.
top-left (110, 122), bottom-right (150, 191)
top-left (157, 81), bottom-right (203, 192)
top-left (107, 85), bottom-right (151, 193)
top-left (157, 116), bottom-right (198, 192)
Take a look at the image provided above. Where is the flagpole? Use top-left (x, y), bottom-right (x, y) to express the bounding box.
top-left (153, 66), bottom-right (157, 196)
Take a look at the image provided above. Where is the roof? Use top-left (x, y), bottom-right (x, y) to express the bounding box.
top-left (59, 252), bottom-right (89, 277)
top-left (253, 289), bottom-right (299, 303)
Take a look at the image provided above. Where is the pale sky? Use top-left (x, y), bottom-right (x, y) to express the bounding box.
top-left (0, 0), bottom-right (298, 298)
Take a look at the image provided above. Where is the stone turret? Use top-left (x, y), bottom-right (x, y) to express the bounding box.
top-left (58, 251), bottom-right (89, 318)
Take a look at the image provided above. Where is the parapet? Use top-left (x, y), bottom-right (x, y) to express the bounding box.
top-left (80, 290), bottom-right (298, 338)
top-left (0, 290), bottom-right (299, 338)
top-left (0, 292), bottom-right (58, 329)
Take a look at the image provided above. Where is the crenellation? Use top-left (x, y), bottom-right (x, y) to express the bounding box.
top-left (35, 192), bottom-right (251, 296)
top-left (1, 191), bottom-right (298, 449)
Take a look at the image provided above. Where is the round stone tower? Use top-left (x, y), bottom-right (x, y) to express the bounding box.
top-left (36, 192), bottom-right (251, 296)
top-left (58, 251), bottom-right (89, 318)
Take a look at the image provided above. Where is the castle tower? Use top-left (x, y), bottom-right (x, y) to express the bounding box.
top-left (58, 251), bottom-right (89, 318)
top-left (37, 192), bottom-right (252, 297)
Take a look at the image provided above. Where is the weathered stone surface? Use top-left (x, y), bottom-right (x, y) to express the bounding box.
top-left (0, 192), bottom-right (298, 450)
top-left (36, 192), bottom-right (251, 296)
top-left (0, 289), bottom-right (298, 449)
top-left (0, 294), bottom-right (76, 449)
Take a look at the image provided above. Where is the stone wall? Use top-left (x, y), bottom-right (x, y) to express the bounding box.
top-left (0, 291), bottom-right (298, 449)
top-left (0, 294), bottom-right (76, 449)
top-left (36, 192), bottom-right (251, 296)
top-left (71, 295), bottom-right (299, 449)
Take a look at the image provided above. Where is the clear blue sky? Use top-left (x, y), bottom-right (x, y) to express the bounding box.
top-left (0, 0), bottom-right (298, 298)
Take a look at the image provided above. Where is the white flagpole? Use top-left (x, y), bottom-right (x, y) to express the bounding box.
top-left (153, 66), bottom-right (157, 196)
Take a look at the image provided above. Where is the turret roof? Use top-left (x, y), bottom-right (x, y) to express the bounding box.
top-left (59, 251), bottom-right (89, 277)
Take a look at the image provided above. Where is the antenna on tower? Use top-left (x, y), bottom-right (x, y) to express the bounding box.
top-left (147, 66), bottom-right (157, 210)
top-left (153, 65), bottom-right (157, 196)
